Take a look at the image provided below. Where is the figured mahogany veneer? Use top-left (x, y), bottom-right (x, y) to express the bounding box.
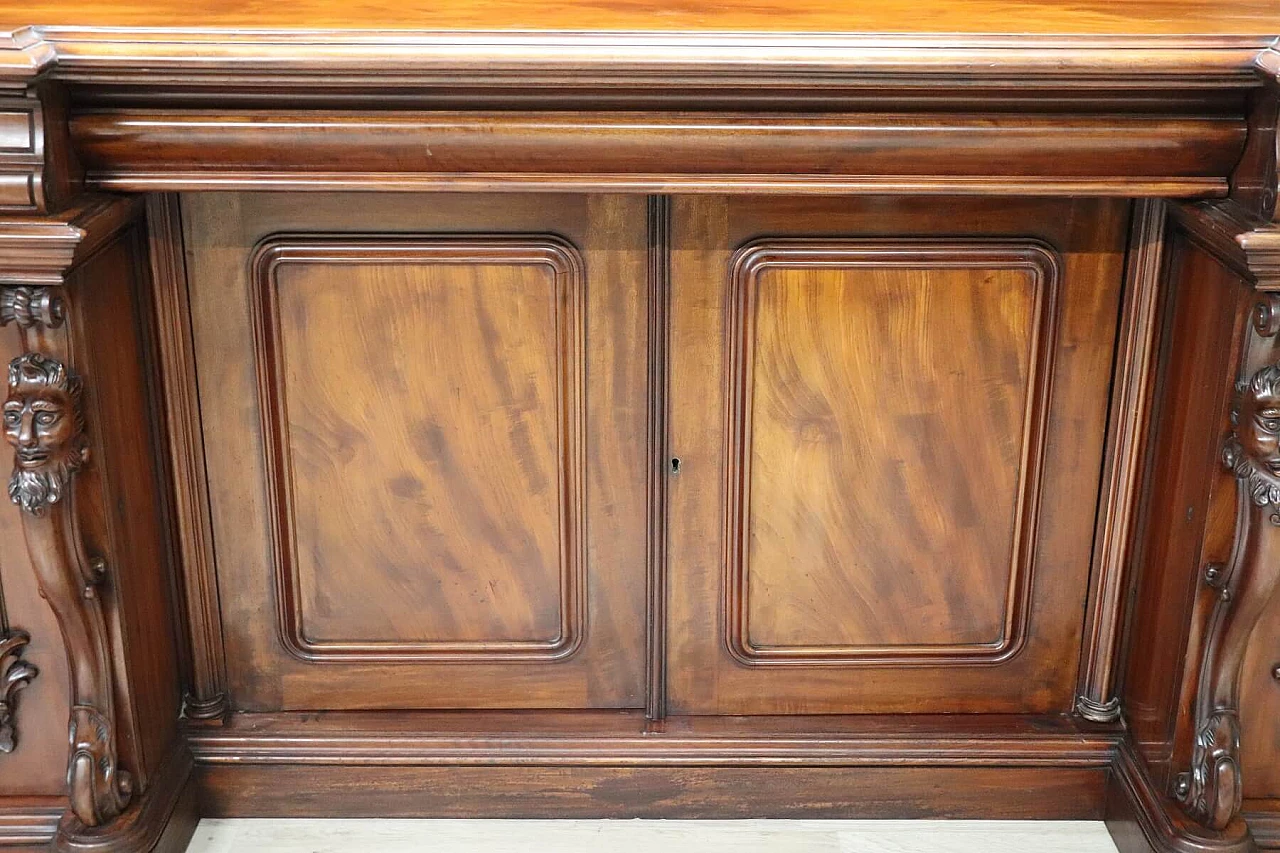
top-left (252, 235), bottom-right (587, 664)
top-left (1, 7), bottom-right (1280, 853)
top-left (723, 239), bottom-right (1057, 667)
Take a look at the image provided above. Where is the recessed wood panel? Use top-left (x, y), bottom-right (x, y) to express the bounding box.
top-left (667, 196), bottom-right (1129, 715)
top-left (186, 193), bottom-right (647, 711)
top-left (725, 240), bottom-right (1057, 666)
top-left (252, 236), bottom-right (584, 663)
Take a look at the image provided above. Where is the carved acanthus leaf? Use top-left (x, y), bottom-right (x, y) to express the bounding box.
top-left (1177, 710), bottom-right (1242, 831)
top-left (0, 632), bottom-right (37, 754)
top-left (1179, 359), bottom-right (1280, 832)
top-left (67, 704), bottom-right (133, 825)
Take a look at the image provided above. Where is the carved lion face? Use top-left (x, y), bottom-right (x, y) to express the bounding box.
top-left (1236, 364), bottom-right (1280, 476)
top-left (3, 354), bottom-right (86, 515)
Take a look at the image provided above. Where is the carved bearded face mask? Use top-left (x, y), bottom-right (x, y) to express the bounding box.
top-left (3, 354), bottom-right (87, 515)
top-left (1236, 365), bottom-right (1280, 477)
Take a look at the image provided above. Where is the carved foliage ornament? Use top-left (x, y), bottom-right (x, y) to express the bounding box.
top-left (3, 353), bottom-right (89, 516)
top-left (1222, 363), bottom-right (1280, 524)
top-left (0, 287), bottom-right (64, 330)
top-left (1178, 360), bottom-right (1280, 830)
top-left (3, 347), bottom-right (130, 825)
top-left (0, 631), bottom-right (36, 753)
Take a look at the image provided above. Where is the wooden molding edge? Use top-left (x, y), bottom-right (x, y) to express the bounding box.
top-left (186, 712), bottom-right (1120, 767)
top-left (1108, 740), bottom-right (1254, 853)
top-left (1243, 810), bottom-right (1280, 850)
top-left (0, 194), bottom-right (139, 286)
top-left (143, 193), bottom-right (228, 723)
top-left (1077, 198), bottom-right (1168, 723)
top-left (55, 743), bottom-right (197, 853)
top-left (0, 799), bottom-right (63, 848)
top-left (0, 28), bottom-right (56, 93)
top-left (36, 30), bottom-right (1274, 92)
top-left (1170, 201), bottom-right (1280, 289)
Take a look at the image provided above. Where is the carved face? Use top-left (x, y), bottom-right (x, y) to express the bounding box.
top-left (3, 387), bottom-right (76, 469)
top-left (4, 354), bottom-right (85, 515)
top-left (1236, 365), bottom-right (1280, 476)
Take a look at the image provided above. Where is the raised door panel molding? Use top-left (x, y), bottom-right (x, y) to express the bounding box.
top-left (723, 239), bottom-right (1059, 667)
top-left (250, 235), bottom-right (586, 664)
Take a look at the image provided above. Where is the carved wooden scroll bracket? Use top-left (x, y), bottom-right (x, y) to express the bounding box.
top-left (1, 285), bottom-right (132, 827)
top-left (1175, 345), bottom-right (1280, 831)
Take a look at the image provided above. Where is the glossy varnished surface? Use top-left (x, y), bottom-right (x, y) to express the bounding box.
top-left (3, 0), bottom-right (1280, 35)
top-left (255, 236), bottom-right (583, 661)
top-left (183, 192), bottom-right (649, 711)
top-left (726, 240), bottom-right (1051, 663)
top-left (666, 196), bottom-right (1128, 715)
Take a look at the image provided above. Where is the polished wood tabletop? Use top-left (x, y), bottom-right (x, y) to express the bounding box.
top-left (2, 0), bottom-right (1279, 35)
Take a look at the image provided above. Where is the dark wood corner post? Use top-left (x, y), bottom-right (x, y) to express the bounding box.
top-left (1, 44), bottom-right (193, 853)
top-left (1170, 49), bottom-right (1280, 840)
top-left (1101, 50), bottom-right (1280, 853)
top-left (3, 287), bottom-right (134, 828)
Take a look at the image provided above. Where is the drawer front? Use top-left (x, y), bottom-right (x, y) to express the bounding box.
top-left (665, 196), bottom-right (1129, 714)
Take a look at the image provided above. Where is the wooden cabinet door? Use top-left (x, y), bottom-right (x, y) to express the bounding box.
top-left (666, 197), bottom-right (1129, 715)
top-left (183, 193), bottom-right (649, 711)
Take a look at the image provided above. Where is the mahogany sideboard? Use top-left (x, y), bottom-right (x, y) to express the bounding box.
top-left (1, 2), bottom-right (1280, 851)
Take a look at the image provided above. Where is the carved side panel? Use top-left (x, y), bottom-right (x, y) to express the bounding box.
top-left (1176, 350), bottom-right (1280, 831)
top-left (1, 285), bottom-right (131, 826)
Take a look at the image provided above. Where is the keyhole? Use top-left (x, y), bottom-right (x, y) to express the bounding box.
top-left (670, 457), bottom-right (682, 474)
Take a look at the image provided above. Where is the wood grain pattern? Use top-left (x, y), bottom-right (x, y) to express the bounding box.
top-left (667, 196), bottom-right (1128, 716)
top-left (144, 193), bottom-right (227, 722)
top-left (195, 763), bottom-right (1109, 821)
top-left (1076, 199), bottom-right (1168, 724)
top-left (646, 195), bottom-right (671, 722)
top-left (723, 240), bottom-right (1057, 666)
top-left (252, 235), bottom-right (585, 664)
top-left (185, 192), bottom-right (648, 712)
top-left (1120, 226), bottom-right (1252, 788)
top-left (69, 110), bottom-right (1244, 198)
top-left (4, 2), bottom-right (1280, 36)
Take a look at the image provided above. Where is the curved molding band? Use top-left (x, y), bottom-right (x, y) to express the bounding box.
top-left (0, 630), bottom-right (36, 753)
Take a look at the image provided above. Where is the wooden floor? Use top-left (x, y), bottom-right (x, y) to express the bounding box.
top-left (185, 819), bottom-right (1121, 852)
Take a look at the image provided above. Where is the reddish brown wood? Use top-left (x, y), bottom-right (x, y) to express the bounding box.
top-left (1077, 199), bottom-right (1169, 723)
top-left (67, 109), bottom-right (1245, 197)
top-left (143, 192), bottom-right (225, 722)
top-left (3, 9), bottom-right (1280, 852)
top-left (6, 0), bottom-right (1280, 34)
top-left (196, 763), bottom-right (1110, 820)
top-left (722, 239), bottom-right (1056, 668)
top-left (1120, 226), bottom-right (1252, 778)
top-left (184, 192), bottom-right (648, 712)
top-left (251, 235), bottom-right (587, 665)
top-left (667, 196), bottom-right (1127, 715)
top-left (645, 194), bottom-right (671, 722)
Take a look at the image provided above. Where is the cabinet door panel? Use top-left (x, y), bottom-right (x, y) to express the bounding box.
top-left (185, 193), bottom-right (648, 711)
top-left (667, 197), bottom-right (1128, 714)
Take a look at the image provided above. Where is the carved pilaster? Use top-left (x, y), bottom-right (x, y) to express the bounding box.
top-left (0, 630), bottom-right (36, 753)
top-left (1, 285), bottom-right (132, 827)
top-left (1175, 359), bottom-right (1280, 831)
